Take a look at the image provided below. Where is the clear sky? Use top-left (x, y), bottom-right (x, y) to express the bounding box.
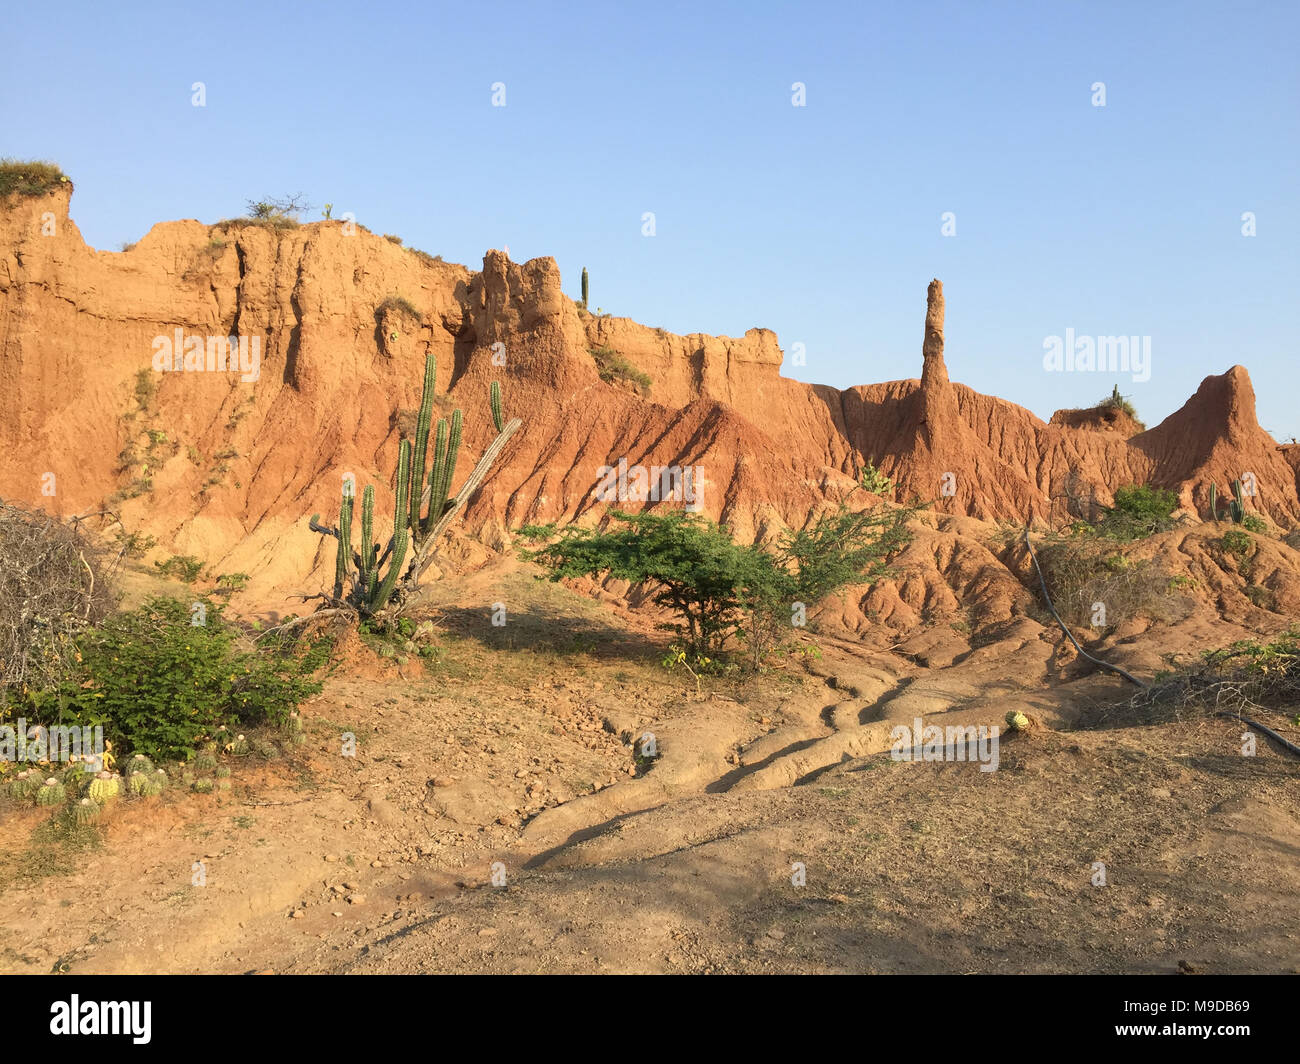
top-left (5, 0), bottom-right (1297, 438)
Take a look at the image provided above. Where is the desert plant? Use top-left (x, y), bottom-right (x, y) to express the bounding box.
top-left (0, 502), bottom-right (118, 708)
top-left (1094, 485), bottom-right (1179, 541)
top-left (35, 778), bottom-right (67, 806)
top-left (588, 346), bottom-right (651, 394)
top-left (859, 461), bottom-right (893, 496)
top-left (153, 555), bottom-right (205, 583)
top-left (308, 353), bottom-right (522, 618)
top-left (68, 798), bottom-right (100, 826)
top-left (0, 159), bottom-right (69, 198)
top-left (522, 501), bottom-right (915, 666)
top-left (1098, 384), bottom-right (1143, 423)
top-left (581, 267), bottom-right (589, 308)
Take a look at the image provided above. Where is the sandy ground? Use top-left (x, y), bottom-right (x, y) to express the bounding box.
top-left (2, 565), bottom-right (1298, 975)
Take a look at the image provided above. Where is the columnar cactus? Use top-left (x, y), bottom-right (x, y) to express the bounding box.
top-left (490, 381), bottom-right (504, 434)
top-left (308, 353), bottom-right (522, 616)
top-left (1230, 479), bottom-right (1247, 523)
top-left (581, 266), bottom-right (589, 308)
top-left (1209, 481), bottom-right (1220, 522)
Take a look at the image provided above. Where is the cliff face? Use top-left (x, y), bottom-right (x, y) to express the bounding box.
top-left (2, 185), bottom-right (1297, 601)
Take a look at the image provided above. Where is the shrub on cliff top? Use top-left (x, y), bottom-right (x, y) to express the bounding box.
top-left (0, 159), bottom-right (69, 199)
top-left (588, 346), bottom-right (651, 395)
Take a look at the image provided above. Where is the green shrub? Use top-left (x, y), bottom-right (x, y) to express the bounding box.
top-left (1220, 528), bottom-right (1251, 561)
top-left (1097, 384), bottom-right (1144, 427)
top-left (588, 347), bottom-right (651, 394)
top-left (154, 555), bottom-right (205, 583)
top-left (859, 462), bottom-right (893, 496)
top-left (25, 598), bottom-right (331, 761)
top-left (383, 234), bottom-right (403, 245)
top-left (1241, 513), bottom-right (1269, 534)
top-left (521, 501), bottom-right (914, 668)
top-left (1094, 485), bottom-right (1179, 541)
top-left (0, 159), bottom-right (69, 199)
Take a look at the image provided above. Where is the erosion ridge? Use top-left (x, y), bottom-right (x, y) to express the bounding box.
top-left (2, 184), bottom-right (1298, 617)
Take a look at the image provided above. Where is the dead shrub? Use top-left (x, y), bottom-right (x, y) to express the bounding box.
top-left (0, 503), bottom-right (118, 706)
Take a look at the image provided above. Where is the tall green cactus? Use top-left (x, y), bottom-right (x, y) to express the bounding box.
top-left (334, 488), bottom-right (354, 599)
top-left (360, 486), bottom-right (377, 599)
top-left (370, 439), bottom-right (410, 611)
top-left (581, 267), bottom-right (589, 308)
top-left (490, 381), bottom-right (504, 434)
top-left (1230, 479), bottom-right (1247, 523)
top-left (309, 351), bottom-right (520, 616)
top-left (1209, 481), bottom-right (1220, 522)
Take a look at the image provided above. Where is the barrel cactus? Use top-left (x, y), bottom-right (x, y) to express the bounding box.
top-left (194, 751), bottom-right (218, 773)
top-left (230, 734), bottom-right (249, 756)
top-left (70, 798), bottom-right (101, 826)
top-left (8, 770), bottom-right (42, 800)
top-left (127, 754), bottom-right (154, 776)
top-left (193, 778), bottom-right (214, 794)
top-left (1005, 711), bottom-right (1030, 731)
top-left (35, 778), bottom-right (67, 806)
top-left (128, 772), bottom-right (150, 796)
top-left (87, 772), bottom-right (121, 803)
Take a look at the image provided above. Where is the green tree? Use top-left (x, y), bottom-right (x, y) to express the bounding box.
top-left (521, 501), bottom-right (915, 668)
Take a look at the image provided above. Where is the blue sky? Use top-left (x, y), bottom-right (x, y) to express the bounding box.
top-left (6, 0), bottom-right (1297, 437)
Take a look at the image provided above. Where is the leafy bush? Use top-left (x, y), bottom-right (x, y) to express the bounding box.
top-left (1242, 513), bottom-right (1269, 534)
top-left (1094, 484), bottom-right (1180, 541)
top-left (0, 159), bottom-right (69, 198)
top-left (154, 555), bottom-right (205, 583)
top-left (1124, 625), bottom-right (1300, 723)
top-left (25, 598), bottom-right (332, 761)
top-left (588, 347), bottom-right (651, 395)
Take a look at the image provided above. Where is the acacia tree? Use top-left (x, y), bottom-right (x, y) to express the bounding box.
top-left (520, 500), bottom-right (916, 668)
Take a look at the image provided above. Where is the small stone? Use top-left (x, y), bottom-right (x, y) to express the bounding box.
top-left (324, 854), bottom-right (340, 863)
top-left (290, 910), bottom-right (304, 920)
top-left (514, 769), bottom-right (528, 779)
top-left (348, 894), bottom-right (366, 905)
top-left (1151, 787), bottom-right (1172, 799)
top-left (371, 860), bottom-right (383, 868)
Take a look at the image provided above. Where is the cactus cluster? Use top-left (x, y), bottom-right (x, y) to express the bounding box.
top-left (1208, 479), bottom-right (1250, 524)
top-left (309, 354), bottom-right (521, 617)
